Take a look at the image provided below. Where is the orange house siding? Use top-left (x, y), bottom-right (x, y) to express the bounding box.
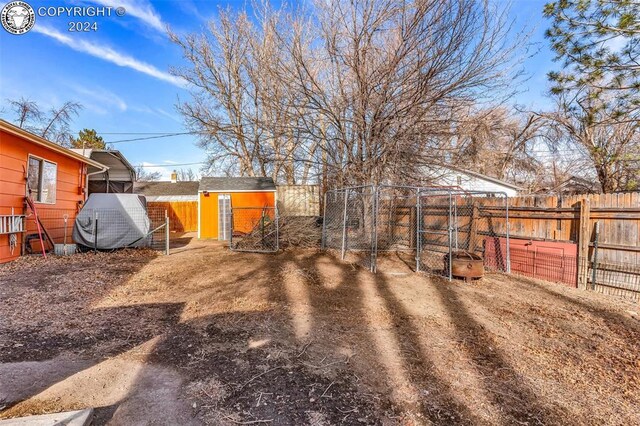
top-left (199, 191), bottom-right (275, 239)
top-left (0, 128), bottom-right (88, 263)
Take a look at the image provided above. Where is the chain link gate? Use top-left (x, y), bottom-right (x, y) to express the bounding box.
top-left (416, 189), bottom-right (454, 276)
top-left (372, 185), bottom-right (421, 272)
top-left (322, 186), bottom-right (376, 270)
top-left (416, 190), bottom-right (510, 279)
top-left (323, 185), bottom-right (510, 278)
top-left (230, 207), bottom-right (279, 253)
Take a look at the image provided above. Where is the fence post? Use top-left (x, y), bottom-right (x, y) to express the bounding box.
top-left (341, 189), bottom-right (348, 260)
top-left (447, 191), bottom-right (453, 281)
top-left (321, 191), bottom-right (328, 249)
top-left (577, 198), bottom-right (591, 290)
top-left (165, 209), bottom-right (170, 255)
top-left (371, 185), bottom-right (379, 273)
top-left (504, 193), bottom-right (511, 274)
top-left (591, 221), bottom-right (600, 290)
top-left (275, 207), bottom-right (280, 251)
top-left (469, 201), bottom-right (478, 253)
top-left (93, 210), bottom-right (98, 254)
top-left (415, 190), bottom-right (421, 272)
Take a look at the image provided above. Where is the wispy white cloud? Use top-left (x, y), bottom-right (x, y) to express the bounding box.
top-left (174, 0), bottom-right (209, 23)
top-left (130, 105), bottom-right (182, 123)
top-left (33, 25), bottom-right (186, 88)
top-left (68, 84), bottom-right (128, 113)
top-left (89, 0), bottom-right (165, 32)
top-left (154, 108), bottom-right (182, 123)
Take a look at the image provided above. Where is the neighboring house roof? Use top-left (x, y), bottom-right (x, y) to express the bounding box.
top-left (199, 177), bottom-right (276, 192)
top-left (0, 119), bottom-right (108, 170)
top-left (71, 149), bottom-right (135, 181)
top-left (134, 181), bottom-right (200, 196)
top-left (440, 165), bottom-right (523, 191)
top-left (540, 176), bottom-right (600, 194)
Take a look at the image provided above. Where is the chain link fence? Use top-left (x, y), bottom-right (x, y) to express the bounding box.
top-left (230, 207), bottom-right (279, 253)
top-left (75, 207), bottom-right (168, 253)
top-left (142, 206), bottom-right (170, 252)
top-left (24, 207), bottom-right (77, 253)
top-left (322, 186), bottom-right (377, 270)
top-left (24, 205), bottom-right (169, 255)
top-left (322, 185), bottom-right (510, 277)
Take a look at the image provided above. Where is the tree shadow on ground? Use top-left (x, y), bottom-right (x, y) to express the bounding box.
top-left (0, 302), bottom-right (185, 415)
top-left (8, 244), bottom-right (634, 424)
top-left (504, 274), bottom-right (640, 336)
top-left (431, 279), bottom-right (566, 425)
top-left (0, 251), bottom-right (184, 418)
top-left (278, 251), bottom-right (478, 423)
top-left (371, 271), bottom-right (477, 424)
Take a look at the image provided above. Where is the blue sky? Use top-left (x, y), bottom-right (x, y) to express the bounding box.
top-left (0, 0), bottom-right (557, 179)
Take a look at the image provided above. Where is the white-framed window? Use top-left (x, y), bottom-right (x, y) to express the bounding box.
top-left (27, 155), bottom-right (57, 204)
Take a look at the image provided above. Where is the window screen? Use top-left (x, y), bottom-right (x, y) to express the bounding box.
top-left (27, 157), bottom-right (40, 201)
top-left (27, 156), bottom-right (57, 203)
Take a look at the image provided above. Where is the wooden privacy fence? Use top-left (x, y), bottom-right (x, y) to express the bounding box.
top-left (383, 192), bottom-right (639, 299)
top-left (277, 185), bottom-right (320, 216)
top-left (456, 193), bottom-right (639, 299)
top-left (147, 201), bottom-right (198, 233)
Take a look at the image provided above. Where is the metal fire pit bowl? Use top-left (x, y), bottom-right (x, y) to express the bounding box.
top-left (444, 251), bottom-right (484, 280)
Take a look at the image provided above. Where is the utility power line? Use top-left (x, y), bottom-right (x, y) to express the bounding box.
top-left (134, 161), bottom-right (206, 168)
top-left (106, 132), bottom-right (196, 144)
top-left (97, 132), bottom-right (188, 135)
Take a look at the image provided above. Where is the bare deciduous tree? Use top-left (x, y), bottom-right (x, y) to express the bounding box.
top-left (171, 0), bottom-right (526, 187)
top-left (3, 98), bottom-right (83, 146)
top-left (170, 5), bottom-right (308, 184)
top-left (177, 168), bottom-right (199, 181)
top-left (543, 91), bottom-right (640, 192)
top-left (134, 166), bottom-right (162, 182)
top-left (450, 108), bottom-right (550, 187)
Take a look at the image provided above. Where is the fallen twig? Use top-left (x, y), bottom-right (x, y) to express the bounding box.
top-left (320, 381), bottom-right (335, 398)
top-left (296, 340), bottom-right (313, 358)
top-left (220, 414), bottom-right (273, 425)
top-left (239, 366), bottom-right (282, 390)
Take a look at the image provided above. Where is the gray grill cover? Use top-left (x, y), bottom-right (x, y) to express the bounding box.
top-left (73, 194), bottom-right (151, 249)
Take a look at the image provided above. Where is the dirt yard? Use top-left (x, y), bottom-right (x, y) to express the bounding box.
top-left (1, 235), bottom-right (639, 425)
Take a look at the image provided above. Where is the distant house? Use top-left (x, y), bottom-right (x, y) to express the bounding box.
top-left (198, 177), bottom-right (276, 240)
top-left (71, 149), bottom-right (136, 194)
top-left (425, 165), bottom-right (522, 197)
top-left (536, 176), bottom-right (600, 196)
top-left (0, 120), bottom-right (107, 263)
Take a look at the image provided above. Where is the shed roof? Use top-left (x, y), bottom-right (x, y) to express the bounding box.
top-left (134, 181), bottom-right (200, 196)
top-left (199, 177), bottom-right (276, 192)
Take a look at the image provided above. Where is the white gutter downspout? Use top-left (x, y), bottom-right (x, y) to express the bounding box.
top-left (86, 167), bottom-right (108, 198)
